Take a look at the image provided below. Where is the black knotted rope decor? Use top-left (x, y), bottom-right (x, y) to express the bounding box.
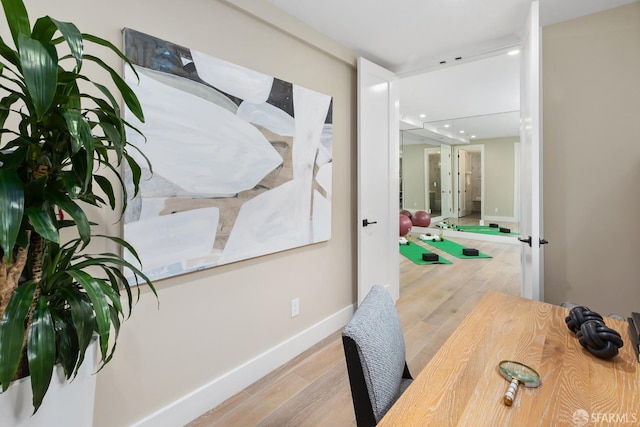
top-left (565, 306), bottom-right (624, 360)
top-left (565, 306), bottom-right (603, 333)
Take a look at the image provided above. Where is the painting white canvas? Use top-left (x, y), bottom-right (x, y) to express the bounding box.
top-left (122, 28), bottom-right (333, 283)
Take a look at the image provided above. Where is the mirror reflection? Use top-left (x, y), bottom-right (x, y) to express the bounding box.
top-left (400, 111), bottom-right (520, 234)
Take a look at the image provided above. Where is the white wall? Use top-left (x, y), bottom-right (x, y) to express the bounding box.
top-left (15, 1), bottom-right (358, 425)
top-left (473, 137), bottom-right (518, 218)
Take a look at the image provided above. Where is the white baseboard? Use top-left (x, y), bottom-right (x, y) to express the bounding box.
top-left (482, 215), bottom-right (518, 223)
top-left (131, 304), bottom-right (355, 427)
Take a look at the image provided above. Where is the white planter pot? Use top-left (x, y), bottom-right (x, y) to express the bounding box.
top-left (0, 338), bottom-right (98, 427)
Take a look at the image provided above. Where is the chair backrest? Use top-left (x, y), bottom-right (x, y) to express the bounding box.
top-left (342, 285), bottom-right (411, 426)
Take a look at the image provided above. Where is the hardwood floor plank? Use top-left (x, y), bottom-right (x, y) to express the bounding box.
top-left (293, 338), bottom-right (344, 383)
top-left (187, 391), bottom-right (253, 426)
top-left (244, 331), bottom-right (340, 397)
top-left (403, 320), bottom-right (439, 363)
top-left (189, 373), bottom-right (310, 427)
top-left (256, 363), bottom-right (350, 427)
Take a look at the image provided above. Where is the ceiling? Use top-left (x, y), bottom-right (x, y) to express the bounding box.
top-left (266, 0), bottom-right (637, 74)
top-left (266, 0), bottom-right (638, 143)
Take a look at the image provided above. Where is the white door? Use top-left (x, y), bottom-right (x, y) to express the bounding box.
top-left (357, 57), bottom-right (400, 304)
top-left (457, 149), bottom-right (470, 217)
top-left (440, 144), bottom-right (453, 219)
top-left (519, 0), bottom-right (545, 301)
top-left (423, 147), bottom-right (440, 214)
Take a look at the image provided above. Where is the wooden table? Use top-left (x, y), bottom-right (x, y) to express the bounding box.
top-left (378, 291), bottom-right (640, 426)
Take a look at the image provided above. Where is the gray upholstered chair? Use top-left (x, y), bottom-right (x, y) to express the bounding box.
top-left (342, 285), bottom-right (412, 426)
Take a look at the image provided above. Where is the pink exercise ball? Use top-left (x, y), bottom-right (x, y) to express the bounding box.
top-left (399, 214), bottom-right (412, 236)
top-left (399, 209), bottom-right (412, 220)
top-left (412, 210), bottom-right (431, 227)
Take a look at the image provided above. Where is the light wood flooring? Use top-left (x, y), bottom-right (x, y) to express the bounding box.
top-left (187, 236), bottom-right (521, 426)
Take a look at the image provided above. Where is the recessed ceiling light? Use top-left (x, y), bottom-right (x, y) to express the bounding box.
top-left (459, 130), bottom-right (465, 134)
top-left (419, 114), bottom-right (426, 118)
top-left (508, 49), bottom-right (520, 56)
top-left (471, 135), bottom-right (477, 138)
top-left (444, 124), bottom-right (450, 128)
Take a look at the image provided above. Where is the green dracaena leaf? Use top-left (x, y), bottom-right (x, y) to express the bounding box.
top-left (49, 18), bottom-right (83, 70)
top-left (100, 305), bottom-right (121, 367)
top-left (0, 93), bottom-right (21, 128)
top-left (17, 33), bottom-right (57, 119)
top-left (124, 152), bottom-right (142, 197)
top-left (66, 270), bottom-right (111, 361)
top-left (0, 143), bottom-right (28, 169)
top-left (0, 281), bottom-right (37, 390)
top-left (83, 32), bottom-right (140, 82)
top-left (51, 311), bottom-right (79, 378)
top-left (92, 81), bottom-right (121, 117)
top-left (30, 16), bottom-right (57, 44)
top-left (0, 0), bottom-right (31, 48)
top-left (25, 207), bottom-right (59, 243)
top-left (105, 266), bottom-right (133, 316)
top-left (27, 294), bottom-right (56, 413)
top-left (94, 175), bottom-right (115, 209)
top-left (62, 109), bottom-right (93, 157)
top-left (63, 78), bottom-right (81, 112)
top-left (59, 172), bottom-right (83, 200)
top-left (46, 192), bottom-right (90, 246)
top-left (0, 35), bottom-right (20, 67)
top-left (60, 289), bottom-right (94, 376)
top-left (97, 119), bottom-right (124, 164)
top-left (97, 278), bottom-right (122, 317)
top-left (84, 54), bottom-right (144, 123)
top-left (0, 168), bottom-right (24, 261)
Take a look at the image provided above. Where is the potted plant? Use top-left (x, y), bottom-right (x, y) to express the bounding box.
top-left (0, 0), bottom-right (156, 418)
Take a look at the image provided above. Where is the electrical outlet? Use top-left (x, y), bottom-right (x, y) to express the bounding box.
top-left (494, 207), bottom-right (499, 213)
top-left (291, 298), bottom-right (300, 317)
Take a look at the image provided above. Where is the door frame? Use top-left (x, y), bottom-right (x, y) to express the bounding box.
top-left (357, 1), bottom-right (542, 302)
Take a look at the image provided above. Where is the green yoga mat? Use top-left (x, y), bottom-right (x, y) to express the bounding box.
top-left (455, 225), bottom-right (519, 236)
top-left (420, 238), bottom-right (492, 259)
top-left (399, 242), bottom-right (452, 265)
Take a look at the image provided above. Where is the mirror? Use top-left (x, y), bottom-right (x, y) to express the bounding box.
top-left (400, 130), bottom-right (452, 219)
top-left (400, 111), bottom-right (520, 233)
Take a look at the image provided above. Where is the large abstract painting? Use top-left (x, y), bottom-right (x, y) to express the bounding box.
top-left (122, 28), bottom-right (333, 283)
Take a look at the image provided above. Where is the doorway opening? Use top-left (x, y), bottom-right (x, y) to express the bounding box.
top-left (423, 147), bottom-right (442, 217)
top-left (453, 145), bottom-right (484, 224)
